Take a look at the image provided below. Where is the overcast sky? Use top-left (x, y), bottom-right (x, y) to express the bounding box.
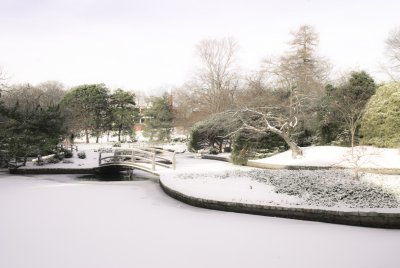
top-left (1, 0), bottom-right (399, 92)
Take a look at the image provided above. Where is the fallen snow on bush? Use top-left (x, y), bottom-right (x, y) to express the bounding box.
top-left (248, 169), bottom-right (399, 208)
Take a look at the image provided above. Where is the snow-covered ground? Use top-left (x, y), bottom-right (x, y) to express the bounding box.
top-left (17, 144), bottom-right (400, 210)
top-left (160, 155), bottom-right (400, 211)
top-left (20, 142), bottom-right (187, 169)
top-left (251, 146), bottom-right (400, 169)
top-left (1, 171), bottom-right (400, 268)
top-left (2, 145), bottom-right (400, 267)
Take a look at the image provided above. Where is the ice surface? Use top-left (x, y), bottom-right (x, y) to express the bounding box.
top-left (1, 172), bottom-right (400, 268)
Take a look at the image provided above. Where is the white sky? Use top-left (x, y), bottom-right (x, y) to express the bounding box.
top-left (1, 0), bottom-right (399, 92)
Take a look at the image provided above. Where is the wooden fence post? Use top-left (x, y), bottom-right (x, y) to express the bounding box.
top-left (98, 152), bottom-right (102, 165)
top-left (172, 152), bottom-right (176, 170)
top-left (152, 153), bottom-right (156, 171)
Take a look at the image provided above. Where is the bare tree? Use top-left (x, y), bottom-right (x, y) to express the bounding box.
top-left (173, 85), bottom-right (209, 134)
top-left (239, 25), bottom-right (331, 154)
top-left (385, 27), bottom-right (400, 81)
top-left (36, 81), bottom-right (66, 107)
top-left (263, 25), bottom-right (330, 118)
top-left (235, 72), bottom-right (269, 108)
top-left (1, 84), bottom-right (44, 114)
top-left (193, 37), bottom-right (240, 114)
top-left (2, 81), bottom-right (65, 113)
top-left (0, 67), bottom-right (9, 97)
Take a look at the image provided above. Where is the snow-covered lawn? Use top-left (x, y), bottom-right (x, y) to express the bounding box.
top-left (160, 146), bottom-right (400, 211)
top-left (251, 145), bottom-right (400, 169)
top-left (169, 169), bottom-right (400, 209)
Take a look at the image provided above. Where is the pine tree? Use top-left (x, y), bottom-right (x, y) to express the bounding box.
top-left (143, 95), bottom-right (174, 141)
top-left (109, 89), bottom-right (138, 142)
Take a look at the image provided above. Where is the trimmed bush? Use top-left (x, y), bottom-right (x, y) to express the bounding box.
top-left (77, 151), bottom-right (86, 159)
top-left (63, 150), bottom-right (73, 158)
top-left (48, 156), bottom-right (60, 164)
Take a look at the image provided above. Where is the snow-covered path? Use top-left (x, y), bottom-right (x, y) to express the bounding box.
top-left (0, 171), bottom-right (399, 268)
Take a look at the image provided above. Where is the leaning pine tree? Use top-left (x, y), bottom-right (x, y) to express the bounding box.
top-left (233, 107), bottom-right (302, 158)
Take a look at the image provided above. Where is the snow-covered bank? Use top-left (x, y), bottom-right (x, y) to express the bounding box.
top-left (160, 153), bottom-right (400, 212)
top-left (251, 146), bottom-right (400, 169)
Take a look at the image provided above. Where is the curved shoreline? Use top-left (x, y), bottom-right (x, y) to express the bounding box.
top-left (159, 177), bottom-right (400, 229)
top-left (9, 167), bottom-right (95, 174)
top-left (7, 165), bottom-right (400, 228)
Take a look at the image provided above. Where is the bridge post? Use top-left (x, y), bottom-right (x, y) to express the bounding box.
top-left (152, 153), bottom-right (156, 171)
top-left (172, 152), bottom-right (176, 170)
top-left (98, 152), bottom-right (102, 165)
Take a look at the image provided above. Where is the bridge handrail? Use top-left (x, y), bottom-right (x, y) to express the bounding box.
top-left (56, 144), bottom-right (78, 152)
top-left (98, 147), bottom-right (176, 171)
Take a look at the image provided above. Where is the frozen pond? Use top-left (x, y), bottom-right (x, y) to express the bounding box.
top-left (0, 170), bottom-right (399, 268)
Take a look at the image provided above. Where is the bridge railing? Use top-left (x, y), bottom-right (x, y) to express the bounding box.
top-left (55, 144), bottom-right (78, 152)
top-left (98, 147), bottom-right (176, 171)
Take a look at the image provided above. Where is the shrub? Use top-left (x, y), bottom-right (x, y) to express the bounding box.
top-left (56, 152), bottom-right (65, 160)
top-left (77, 151), bottom-right (86, 159)
top-left (188, 111), bottom-right (239, 153)
top-left (360, 83), bottom-right (400, 147)
top-left (48, 156), bottom-right (60, 164)
top-left (230, 129), bottom-right (287, 165)
top-left (223, 147), bottom-right (232, 153)
top-left (113, 142), bottom-right (121, 147)
top-left (63, 150), bottom-right (73, 158)
top-left (209, 148), bottom-right (219, 155)
top-left (231, 147), bottom-right (249, 165)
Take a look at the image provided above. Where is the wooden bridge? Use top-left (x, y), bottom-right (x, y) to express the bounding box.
top-left (97, 147), bottom-right (176, 175)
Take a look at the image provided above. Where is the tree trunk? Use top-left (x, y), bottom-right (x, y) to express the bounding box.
top-left (350, 127), bottom-right (356, 154)
top-left (96, 135), bottom-right (99, 143)
top-left (85, 129), bottom-right (89, 143)
top-left (283, 136), bottom-right (303, 158)
top-left (118, 128), bottom-right (121, 142)
top-left (268, 128), bottom-right (303, 158)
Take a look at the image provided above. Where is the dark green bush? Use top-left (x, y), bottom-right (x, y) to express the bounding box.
top-left (230, 129), bottom-right (287, 165)
top-left (64, 150), bottom-right (73, 158)
top-left (188, 111), bottom-right (239, 153)
top-left (209, 148), bottom-right (219, 155)
top-left (231, 147), bottom-right (249, 165)
top-left (77, 151), bottom-right (86, 159)
top-left (48, 156), bottom-right (60, 164)
top-left (224, 147), bottom-right (232, 153)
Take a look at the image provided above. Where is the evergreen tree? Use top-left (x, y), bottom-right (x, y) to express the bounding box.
top-left (0, 102), bottom-right (65, 164)
top-left (143, 95), bottom-right (174, 141)
top-left (61, 84), bottom-right (110, 143)
top-left (109, 89), bottom-right (138, 142)
top-left (323, 71), bottom-right (376, 148)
